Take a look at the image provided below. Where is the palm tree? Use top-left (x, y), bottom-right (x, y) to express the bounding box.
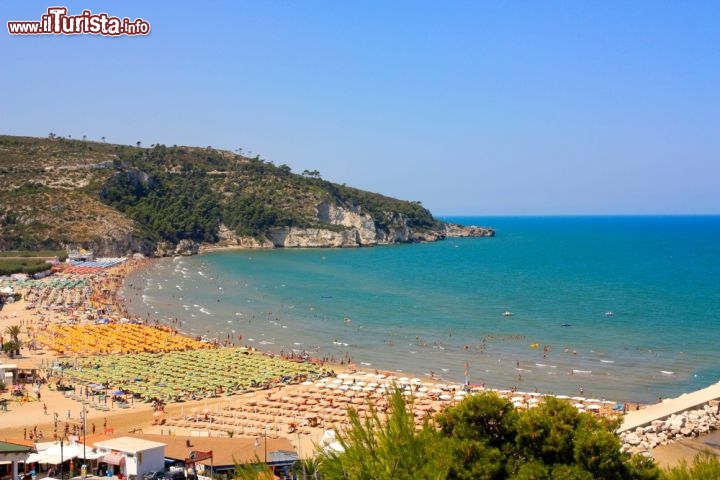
top-left (292, 458), bottom-right (321, 479)
top-left (5, 325), bottom-right (20, 344)
top-left (4, 325), bottom-right (21, 356)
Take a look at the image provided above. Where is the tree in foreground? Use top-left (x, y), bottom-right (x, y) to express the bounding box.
top-left (317, 387), bottom-right (453, 480)
top-left (660, 452), bottom-right (720, 480)
top-left (319, 387), bottom-right (659, 480)
top-left (436, 392), bottom-right (659, 480)
top-left (232, 455), bottom-right (272, 480)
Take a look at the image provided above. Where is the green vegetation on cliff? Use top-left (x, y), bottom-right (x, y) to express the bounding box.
top-left (0, 135), bottom-right (444, 254)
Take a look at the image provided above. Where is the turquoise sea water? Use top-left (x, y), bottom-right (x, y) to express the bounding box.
top-left (122, 216), bottom-right (720, 403)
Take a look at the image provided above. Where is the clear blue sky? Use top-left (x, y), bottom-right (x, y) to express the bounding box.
top-left (2, 1), bottom-right (718, 215)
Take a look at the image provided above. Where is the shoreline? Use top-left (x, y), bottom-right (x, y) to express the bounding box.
top-left (121, 252), bottom-right (694, 405)
top-left (1, 257), bottom-right (717, 468)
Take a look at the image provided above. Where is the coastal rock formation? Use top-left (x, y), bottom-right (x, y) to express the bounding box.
top-left (212, 224), bottom-right (274, 249)
top-left (619, 402), bottom-right (720, 454)
top-left (443, 223), bottom-right (495, 238)
top-left (259, 204), bottom-right (494, 248)
top-left (154, 239), bottom-right (200, 257)
top-left (267, 226), bottom-right (359, 248)
top-left (317, 202), bottom-right (378, 245)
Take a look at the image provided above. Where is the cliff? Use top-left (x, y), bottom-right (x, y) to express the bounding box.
top-left (0, 135), bottom-right (493, 255)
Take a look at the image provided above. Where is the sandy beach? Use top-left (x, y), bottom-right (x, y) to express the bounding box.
top-left (1, 257), bottom-right (717, 468)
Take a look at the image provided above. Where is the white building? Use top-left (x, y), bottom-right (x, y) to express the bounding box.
top-left (94, 436), bottom-right (166, 478)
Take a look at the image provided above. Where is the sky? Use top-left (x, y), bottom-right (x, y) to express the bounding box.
top-left (1, 1), bottom-right (718, 216)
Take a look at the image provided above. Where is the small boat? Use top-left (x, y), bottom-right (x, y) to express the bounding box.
top-left (502, 311), bottom-right (514, 317)
top-left (605, 311), bottom-right (614, 317)
top-left (561, 323), bottom-right (572, 327)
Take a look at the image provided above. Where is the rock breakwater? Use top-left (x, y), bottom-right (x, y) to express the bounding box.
top-left (620, 401), bottom-right (720, 454)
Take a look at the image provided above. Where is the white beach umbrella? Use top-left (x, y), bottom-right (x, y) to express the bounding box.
top-left (325, 441), bottom-right (345, 453)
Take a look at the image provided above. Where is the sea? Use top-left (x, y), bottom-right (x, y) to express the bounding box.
top-left (121, 216), bottom-right (720, 404)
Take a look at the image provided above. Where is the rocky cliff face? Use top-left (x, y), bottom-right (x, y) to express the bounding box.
top-left (62, 206), bottom-right (495, 256)
top-left (317, 202), bottom-right (378, 245)
top-left (241, 202), bottom-right (493, 249)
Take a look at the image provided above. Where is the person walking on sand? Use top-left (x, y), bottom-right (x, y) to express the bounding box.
top-left (44, 403), bottom-right (47, 415)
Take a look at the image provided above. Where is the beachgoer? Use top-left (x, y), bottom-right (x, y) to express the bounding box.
top-left (44, 403), bottom-right (47, 414)
top-left (579, 386), bottom-right (584, 395)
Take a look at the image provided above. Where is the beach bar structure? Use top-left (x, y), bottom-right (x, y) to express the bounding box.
top-left (0, 441), bottom-right (33, 480)
top-left (93, 437), bottom-right (166, 479)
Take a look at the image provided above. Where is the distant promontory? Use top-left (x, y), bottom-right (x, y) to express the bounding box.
top-left (0, 135), bottom-right (493, 256)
